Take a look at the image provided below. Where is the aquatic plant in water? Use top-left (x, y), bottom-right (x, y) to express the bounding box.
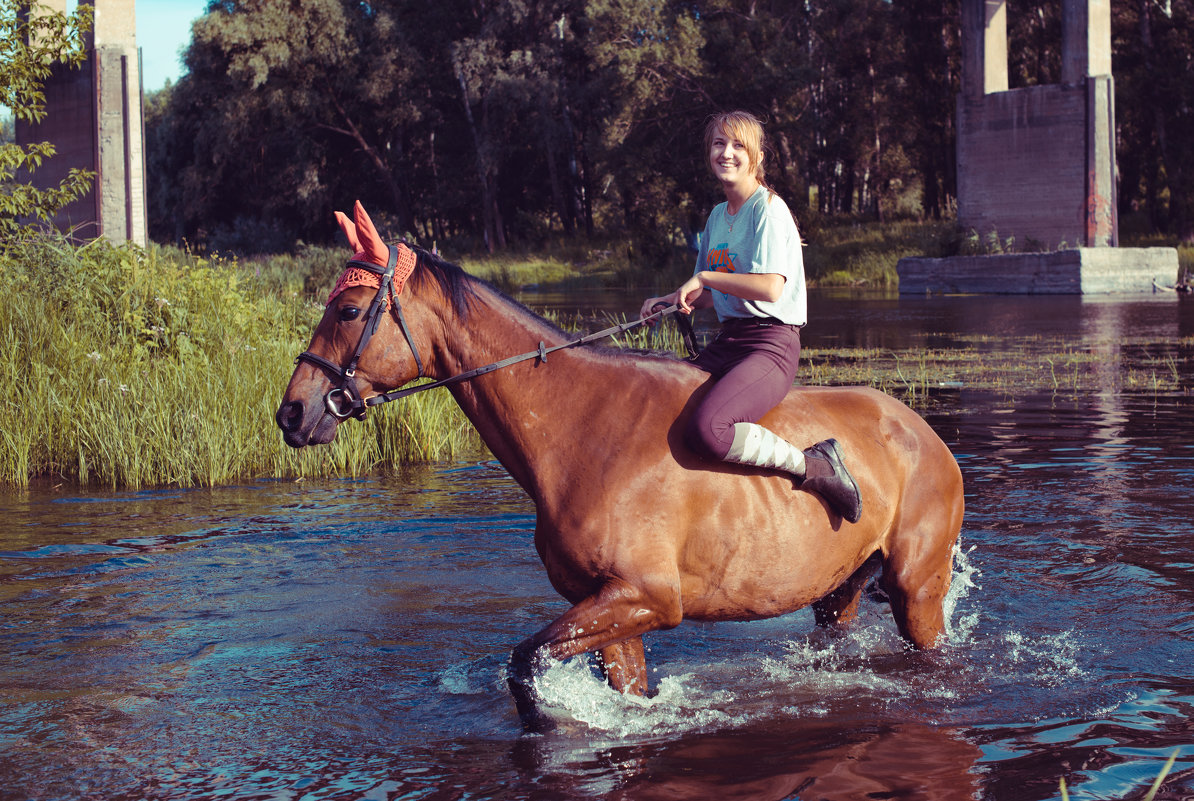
top-left (1060, 749), bottom-right (1179, 801)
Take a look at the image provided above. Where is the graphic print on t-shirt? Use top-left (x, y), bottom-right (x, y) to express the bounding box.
top-left (707, 243), bottom-right (738, 273)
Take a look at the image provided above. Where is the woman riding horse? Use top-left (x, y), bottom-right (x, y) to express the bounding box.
top-left (276, 197), bottom-right (964, 731)
top-left (642, 111), bottom-right (861, 523)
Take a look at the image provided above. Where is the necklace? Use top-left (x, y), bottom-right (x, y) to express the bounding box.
top-left (725, 182), bottom-right (758, 233)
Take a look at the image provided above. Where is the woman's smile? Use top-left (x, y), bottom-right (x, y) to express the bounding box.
top-left (710, 134), bottom-right (750, 182)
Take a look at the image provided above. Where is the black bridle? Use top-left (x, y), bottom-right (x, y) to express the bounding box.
top-left (296, 244), bottom-right (425, 420)
top-left (296, 245), bottom-right (699, 421)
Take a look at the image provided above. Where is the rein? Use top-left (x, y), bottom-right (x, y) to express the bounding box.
top-left (297, 246), bottom-right (698, 419)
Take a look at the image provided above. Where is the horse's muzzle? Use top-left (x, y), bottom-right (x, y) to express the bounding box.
top-left (275, 399), bottom-right (338, 447)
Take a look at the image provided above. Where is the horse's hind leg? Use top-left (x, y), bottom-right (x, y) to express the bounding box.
top-left (881, 498), bottom-right (962, 649)
top-left (812, 553), bottom-right (881, 629)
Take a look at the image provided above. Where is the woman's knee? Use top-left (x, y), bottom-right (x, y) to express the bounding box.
top-left (684, 413), bottom-right (732, 460)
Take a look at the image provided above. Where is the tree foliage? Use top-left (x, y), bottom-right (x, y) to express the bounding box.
top-left (0, 0), bottom-right (94, 235)
top-left (1114, 0), bottom-right (1194, 241)
top-left (146, 0), bottom-right (1194, 255)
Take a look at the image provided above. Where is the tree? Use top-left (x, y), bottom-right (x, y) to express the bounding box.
top-left (144, 0), bottom-right (1187, 254)
top-left (150, 0), bottom-right (421, 250)
top-left (890, 0), bottom-right (960, 220)
top-left (1114, 0), bottom-right (1194, 242)
top-left (0, 0), bottom-right (94, 235)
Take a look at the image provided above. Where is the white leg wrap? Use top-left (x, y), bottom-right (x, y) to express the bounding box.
top-left (726, 423), bottom-right (806, 477)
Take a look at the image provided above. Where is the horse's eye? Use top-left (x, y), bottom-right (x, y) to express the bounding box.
top-left (338, 306), bottom-right (362, 322)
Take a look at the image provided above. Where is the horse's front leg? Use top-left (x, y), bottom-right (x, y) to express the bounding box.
top-left (507, 577), bottom-right (680, 731)
top-left (597, 637), bottom-right (647, 696)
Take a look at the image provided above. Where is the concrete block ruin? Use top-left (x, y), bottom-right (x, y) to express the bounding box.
top-left (898, 0), bottom-right (1179, 294)
top-left (15, 0), bottom-right (147, 246)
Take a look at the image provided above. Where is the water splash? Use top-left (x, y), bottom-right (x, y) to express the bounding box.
top-left (531, 658), bottom-right (747, 738)
top-left (944, 539), bottom-right (981, 645)
top-left (521, 543), bottom-right (992, 737)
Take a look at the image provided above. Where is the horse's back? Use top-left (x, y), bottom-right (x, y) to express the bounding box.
top-left (636, 380), bottom-right (962, 622)
top-left (772, 384), bottom-right (961, 493)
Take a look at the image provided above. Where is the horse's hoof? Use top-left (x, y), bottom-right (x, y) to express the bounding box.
top-left (517, 705), bottom-right (558, 734)
top-left (507, 642), bottom-right (557, 733)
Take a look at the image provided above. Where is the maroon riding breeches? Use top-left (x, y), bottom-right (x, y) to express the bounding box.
top-left (686, 318), bottom-right (802, 460)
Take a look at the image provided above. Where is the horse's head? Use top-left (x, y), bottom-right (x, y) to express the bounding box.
top-left (275, 201), bottom-right (424, 448)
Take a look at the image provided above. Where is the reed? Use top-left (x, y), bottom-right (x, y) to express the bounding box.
top-left (0, 232), bottom-right (481, 489)
top-left (3, 231), bottom-right (1189, 489)
top-left (802, 219), bottom-right (956, 288)
top-left (1060, 749), bottom-right (1179, 801)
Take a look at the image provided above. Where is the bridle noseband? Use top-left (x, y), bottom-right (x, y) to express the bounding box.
top-left (295, 244), bottom-right (423, 420)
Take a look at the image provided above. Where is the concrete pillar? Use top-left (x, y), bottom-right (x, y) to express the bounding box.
top-left (1086, 75), bottom-right (1117, 246)
top-left (903, 0), bottom-right (1177, 292)
top-left (1061, 0), bottom-right (1117, 246)
top-left (94, 0), bottom-right (147, 246)
top-left (14, 0), bottom-right (147, 246)
top-left (1063, 0), bottom-right (1113, 84)
top-left (962, 0), bottom-right (1008, 98)
top-left (955, 0), bottom-right (1117, 249)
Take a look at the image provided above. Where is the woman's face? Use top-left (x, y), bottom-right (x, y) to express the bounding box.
top-left (708, 126), bottom-right (757, 187)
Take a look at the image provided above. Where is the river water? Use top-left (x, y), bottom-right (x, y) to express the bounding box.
top-left (1, 291), bottom-right (1192, 801)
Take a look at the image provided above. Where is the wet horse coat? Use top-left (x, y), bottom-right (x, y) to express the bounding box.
top-left (276, 203), bottom-right (964, 728)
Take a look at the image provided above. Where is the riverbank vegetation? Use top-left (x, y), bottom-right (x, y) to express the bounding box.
top-left (0, 233), bottom-right (479, 489)
top-left (144, 0), bottom-right (1194, 262)
top-left (2, 231), bottom-right (1190, 489)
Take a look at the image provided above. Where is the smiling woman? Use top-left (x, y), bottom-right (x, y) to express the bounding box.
top-left (638, 111), bottom-right (864, 522)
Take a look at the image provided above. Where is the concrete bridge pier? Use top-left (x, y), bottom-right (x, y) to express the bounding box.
top-left (898, 0), bottom-right (1178, 294)
top-left (16, 0), bottom-right (147, 246)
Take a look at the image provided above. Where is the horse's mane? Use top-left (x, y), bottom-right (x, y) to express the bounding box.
top-left (406, 245), bottom-right (691, 370)
top-left (406, 245), bottom-right (480, 319)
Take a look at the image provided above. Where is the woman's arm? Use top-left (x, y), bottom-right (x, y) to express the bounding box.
top-left (690, 270), bottom-right (785, 303)
top-left (640, 271), bottom-right (784, 319)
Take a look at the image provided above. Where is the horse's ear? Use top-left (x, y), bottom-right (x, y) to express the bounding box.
top-left (334, 211), bottom-right (362, 254)
top-left (351, 200), bottom-right (390, 266)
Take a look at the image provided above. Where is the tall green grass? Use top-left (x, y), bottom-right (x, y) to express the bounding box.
top-left (4, 225), bottom-right (1187, 489)
top-left (0, 232), bottom-right (481, 488)
top-left (802, 219), bottom-right (956, 288)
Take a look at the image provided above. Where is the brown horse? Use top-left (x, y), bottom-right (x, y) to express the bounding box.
top-left (276, 202), bottom-right (964, 730)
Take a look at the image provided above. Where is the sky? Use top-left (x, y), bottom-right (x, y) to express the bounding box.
top-left (134, 0), bottom-right (208, 92)
top-left (0, 1), bottom-right (202, 121)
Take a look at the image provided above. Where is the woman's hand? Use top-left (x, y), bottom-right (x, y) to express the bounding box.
top-left (641, 275), bottom-right (713, 323)
top-left (639, 291), bottom-right (680, 322)
top-left (675, 274), bottom-right (705, 313)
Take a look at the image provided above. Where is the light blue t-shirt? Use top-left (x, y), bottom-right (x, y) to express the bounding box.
top-left (694, 185), bottom-right (807, 326)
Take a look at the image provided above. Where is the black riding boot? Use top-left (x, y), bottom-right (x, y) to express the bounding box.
top-left (800, 438), bottom-right (863, 523)
top-left (723, 424), bottom-right (863, 523)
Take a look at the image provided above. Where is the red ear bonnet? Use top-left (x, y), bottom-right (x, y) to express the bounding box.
top-left (327, 201), bottom-right (418, 307)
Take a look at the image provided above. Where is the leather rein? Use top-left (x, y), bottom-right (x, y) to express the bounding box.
top-left (296, 245), bottom-right (698, 421)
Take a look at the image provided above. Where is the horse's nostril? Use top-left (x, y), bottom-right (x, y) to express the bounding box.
top-left (276, 401), bottom-right (303, 432)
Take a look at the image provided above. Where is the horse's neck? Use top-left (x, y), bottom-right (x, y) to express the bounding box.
top-left (438, 287), bottom-right (650, 501)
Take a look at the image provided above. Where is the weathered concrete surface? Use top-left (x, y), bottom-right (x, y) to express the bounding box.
top-left (956, 0), bottom-right (1117, 251)
top-left (14, 0), bottom-right (145, 246)
top-left (930, 0), bottom-right (1135, 294)
top-left (897, 249), bottom-right (1180, 294)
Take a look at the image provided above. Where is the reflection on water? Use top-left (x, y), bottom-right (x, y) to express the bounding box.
top-left (2, 294), bottom-right (1194, 800)
top-left (519, 287), bottom-right (1194, 351)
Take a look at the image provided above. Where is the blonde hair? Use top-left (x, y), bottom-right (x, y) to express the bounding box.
top-left (704, 110), bottom-right (768, 186)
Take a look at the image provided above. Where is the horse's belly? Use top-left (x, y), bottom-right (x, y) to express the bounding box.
top-left (677, 523), bottom-right (876, 622)
top-left (682, 589), bottom-right (822, 622)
